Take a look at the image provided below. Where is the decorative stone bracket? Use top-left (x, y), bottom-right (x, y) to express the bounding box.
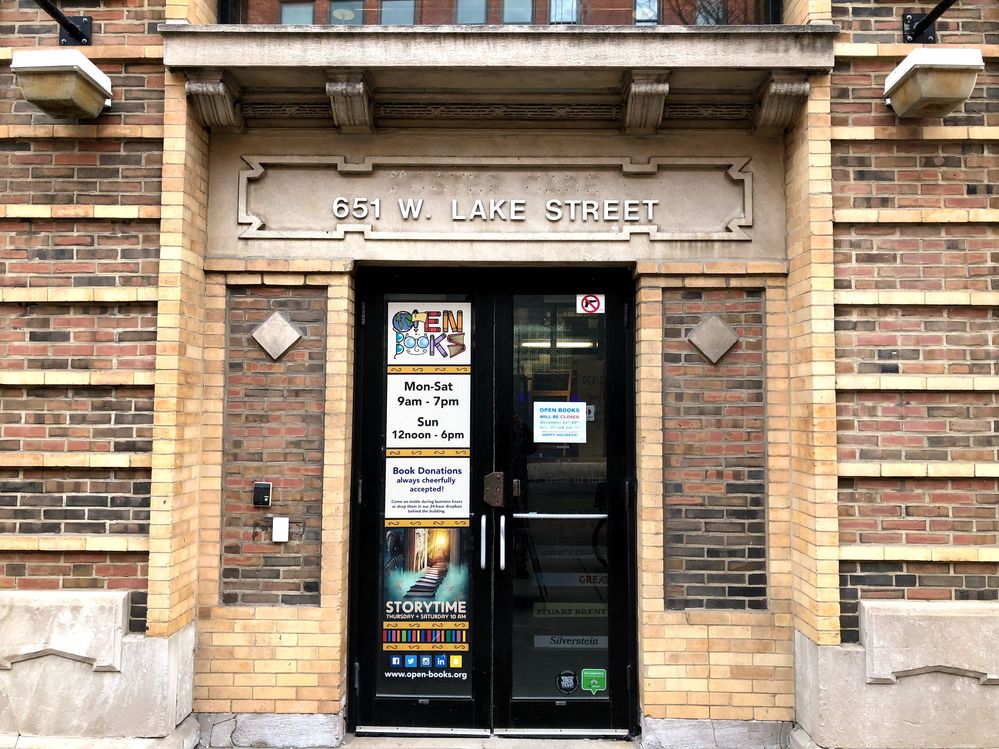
top-left (186, 70), bottom-right (243, 132)
top-left (753, 73), bottom-right (810, 138)
top-left (326, 73), bottom-right (374, 134)
top-left (622, 70), bottom-right (670, 135)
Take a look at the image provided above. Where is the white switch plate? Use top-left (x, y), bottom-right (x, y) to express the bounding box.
top-left (272, 516), bottom-right (290, 543)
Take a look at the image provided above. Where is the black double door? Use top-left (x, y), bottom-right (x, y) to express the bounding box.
top-left (350, 268), bottom-right (636, 736)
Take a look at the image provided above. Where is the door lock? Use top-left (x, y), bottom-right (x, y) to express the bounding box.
top-left (484, 471), bottom-right (505, 508)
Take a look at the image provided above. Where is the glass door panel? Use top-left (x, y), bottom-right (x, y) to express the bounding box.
top-left (508, 295), bottom-right (611, 704)
top-left (511, 516), bottom-right (610, 700)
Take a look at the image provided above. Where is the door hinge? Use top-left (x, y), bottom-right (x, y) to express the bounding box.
top-left (354, 660), bottom-right (361, 698)
top-left (360, 301), bottom-right (366, 326)
top-left (356, 478), bottom-right (362, 505)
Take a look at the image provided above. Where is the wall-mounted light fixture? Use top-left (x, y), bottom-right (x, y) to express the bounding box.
top-left (884, 47), bottom-right (984, 118)
top-left (11, 48), bottom-right (111, 119)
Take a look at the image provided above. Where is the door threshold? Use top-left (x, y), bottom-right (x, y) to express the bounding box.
top-left (493, 728), bottom-right (630, 738)
top-left (347, 729), bottom-right (634, 746)
top-left (354, 726), bottom-right (492, 737)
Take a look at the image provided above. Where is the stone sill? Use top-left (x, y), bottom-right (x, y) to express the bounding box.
top-left (839, 461), bottom-right (999, 479)
top-left (0, 452), bottom-right (153, 469)
top-left (834, 290), bottom-right (999, 307)
top-left (834, 42), bottom-right (999, 60)
top-left (0, 371), bottom-right (155, 387)
top-left (840, 545), bottom-right (999, 563)
top-left (0, 534), bottom-right (150, 552)
top-left (836, 374), bottom-right (999, 392)
top-left (0, 287), bottom-right (158, 304)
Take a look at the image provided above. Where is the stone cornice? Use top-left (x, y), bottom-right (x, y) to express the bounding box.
top-left (162, 24), bottom-right (838, 71)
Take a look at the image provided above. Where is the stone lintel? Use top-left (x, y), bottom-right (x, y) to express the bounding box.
top-left (162, 25), bottom-right (839, 71)
top-left (185, 70), bottom-right (243, 132)
top-left (622, 70), bottom-right (670, 135)
top-left (753, 72), bottom-right (810, 137)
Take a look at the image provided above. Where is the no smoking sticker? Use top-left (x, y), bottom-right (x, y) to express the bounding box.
top-left (576, 294), bottom-right (604, 315)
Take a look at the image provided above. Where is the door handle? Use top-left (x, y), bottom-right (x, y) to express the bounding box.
top-left (499, 515), bottom-right (506, 571)
top-left (484, 471), bottom-right (505, 507)
top-left (480, 514), bottom-right (487, 570)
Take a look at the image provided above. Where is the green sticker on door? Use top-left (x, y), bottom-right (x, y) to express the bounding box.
top-left (581, 668), bottom-right (607, 695)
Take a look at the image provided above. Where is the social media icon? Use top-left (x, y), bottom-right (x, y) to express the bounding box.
top-left (389, 655), bottom-right (403, 668)
top-left (449, 655), bottom-right (463, 669)
top-left (434, 655), bottom-right (447, 668)
top-left (420, 655), bottom-right (432, 668)
top-left (405, 655), bottom-right (418, 668)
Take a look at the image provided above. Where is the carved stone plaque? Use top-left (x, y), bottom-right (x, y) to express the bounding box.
top-left (238, 155), bottom-right (752, 243)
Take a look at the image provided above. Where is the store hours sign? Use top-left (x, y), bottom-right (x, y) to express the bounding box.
top-left (384, 302), bottom-right (472, 520)
top-left (379, 301), bottom-right (474, 696)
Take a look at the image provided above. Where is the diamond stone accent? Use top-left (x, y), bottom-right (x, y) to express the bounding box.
top-left (251, 312), bottom-right (303, 361)
top-left (687, 315), bottom-right (739, 365)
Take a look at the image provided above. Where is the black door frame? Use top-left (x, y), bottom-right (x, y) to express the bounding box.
top-left (347, 266), bottom-right (639, 737)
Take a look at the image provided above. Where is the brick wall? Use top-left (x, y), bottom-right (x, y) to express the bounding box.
top-left (0, 386), bottom-right (153, 454)
top-left (834, 225), bottom-right (998, 292)
top-left (839, 561), bottom-right (999, 642)
top-left (0, 140), bottom-right (162, 206)
top-left (662, 288), bottom-right (768, 610)
top-left (0, 0), bottom-right (165, 48)
top-left (837, 391), bottom-right (999, 463)
top-left (1, 0), bottom-right (164, 646)
top-left (835, 306), bottom-right (999, 375)
top-left (0, 468), bottom-right (150, 535)
top-left (0, 303), bottom-right (156, 371)
top-left (831, 0), bottom-right (998, 44)
top-left (832, 142), bottom-right (998, 211)
top-left (830, 0), bottom-right (999, 649)
top-left (0, 551), bottom-right (148, 632)
top-left (221, 287), bottom-right (327, 606)
top-left (839, 478), bottom-right (999, 546)
top-left (0, 220), bottom-right (160, 289)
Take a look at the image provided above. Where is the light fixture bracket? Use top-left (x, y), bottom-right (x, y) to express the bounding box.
top-left (59, 15), bottom-right (92, 46)
top-left (901, 0), bottom-right (957, 43)
top-left (32, 0), bottom-right (93, 45)
top-left (902, 12), bottom-right (936, 43)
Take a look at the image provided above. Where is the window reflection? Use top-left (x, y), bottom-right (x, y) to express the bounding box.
top-left (501, 0), bottom-right (533, 23)
top-left (549, 0), bottom-right (578, 23)
top-left (695, 0), bottom-right (727, 23)
top-left (279, 1), bottom-right (314, 23)
top-left (456, 0), bottom-right (487, 22)
top-left (330, 0), bottom-right (364, 23)
top-left (381, 0), bottom-right (416, 23)
top-left (634, 0), bottom-right (658, 24)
